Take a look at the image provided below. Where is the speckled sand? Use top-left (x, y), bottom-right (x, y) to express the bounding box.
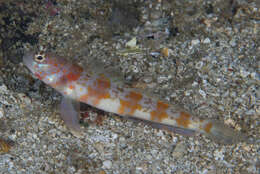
top-left (0, 0), bottom-right (259, 173)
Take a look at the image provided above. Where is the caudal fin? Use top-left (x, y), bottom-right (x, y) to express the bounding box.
top-left (203, 120), bottom-right (249, 145)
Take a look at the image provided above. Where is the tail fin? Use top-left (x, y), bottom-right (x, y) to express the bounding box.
top-left (203, 120), bottom-right (249, 145)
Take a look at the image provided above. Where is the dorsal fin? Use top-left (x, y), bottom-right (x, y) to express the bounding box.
top-left (86, 57), bottom-right (127, 86)
top-left (86, 57), bottom-right (181, 107)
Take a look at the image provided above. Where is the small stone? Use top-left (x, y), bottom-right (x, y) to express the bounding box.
top-left (203, 38), bottom-right (210, 44)
top-left (102, 160), bottom-right (112, 169)
top-left (143, 76), bottom-right (153, 83)
top-left (157, 76), bottom-right (168, 83)
top-left (119, 137), bottom-right (125, 142)
top-left (214, 149), bottom-right (225, 161)
top-left (130, 65), bottom-right (139, 73)
top-left (184, 90), bottom-right (192, 96)
top-left (240, 69), bottom-right (250, 78)
top-left (17, 93), bottom-right (31, 105)
top-left (161, 47), bottom-right (169, 57)
top-left (67, 166), bottom-right (76, 173)
top-left (192, 81), bottom-right (198, 87)
top-left (0, 84), bottom-right (8, 94)
top-left (126, 37), bottom-right (137, 48)
top-left (99, 170), bottom-right (106, 174)
top-left (156, 130), bottom-right (164, 137)
top-left (191, 39), bottom-right (200, 46)
top-left (111, 133), bottom-right (118, 140)
top-left (195, 61), bottom-right (204, 69)
top-left (150, 52), bottom-right (160, 57)
top-left (172, 142), bottom-right (186, 158)
top-left (229, 39), bottom-right (236, 47)
top-left (170, 92), bottom-right (177, 98)
top-left (199, 89), bottom-right (207, 98)
top-left (94, 142), bottom-right (104, 154)
top-left (250, 72), bottom-right (258, 80)
top-left (136, 163), bottom-right (148, 172)
top-left (0, 107), bottom-right (4, 119)
top-left (146, 154), bottom-right (152, 160)
top-left (245, 109), bottom-right (255, 115)
top-left (225, 118), bottom-right (236, 127)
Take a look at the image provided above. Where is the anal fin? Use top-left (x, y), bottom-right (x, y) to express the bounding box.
top-left (125, 116), bottom-right (196, 137)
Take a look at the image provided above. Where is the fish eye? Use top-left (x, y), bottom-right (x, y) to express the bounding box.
top-left (34, 54), bottom-right (45, 62)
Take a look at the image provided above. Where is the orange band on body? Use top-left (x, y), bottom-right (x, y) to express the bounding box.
top-left (150, 101), bottom-right (169, 122)
top-left (175, 112), bottom-right (191, 128)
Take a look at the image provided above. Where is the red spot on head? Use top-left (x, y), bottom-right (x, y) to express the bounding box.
top-left (66, 72), bottom-right (81, 81)
top-left (35, 72), bottom-right (44, 80)
top-left (65, 64), bottom-right (83, 81)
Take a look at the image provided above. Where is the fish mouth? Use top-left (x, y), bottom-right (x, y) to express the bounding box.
top-left (23, 51), bottom-right (35, 73)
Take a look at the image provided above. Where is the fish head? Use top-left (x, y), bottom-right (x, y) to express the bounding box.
top-left (23, 51), bottom-right (67, 84)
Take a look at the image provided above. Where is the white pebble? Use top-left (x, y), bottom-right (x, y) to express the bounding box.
top-left (229, 39), bottom-right (236, 47)
top-left (126, 37), bottom-right (137, 48)
top-left (191, 39), bottom-right (200, 46)
top-left (111, 133), bottom-right (118, 140)
top-left (195, 61), bottom-right (204, 69)
top-left (18, 93), bottom-right (31, 105)
top-left (250, 72), bottom-right (258, 80)
top-left (0, 84), bottom-right (8, 94)
top-left (214, 149), bottom-right (225, 161)
top-left (157, 76), bottom-right (168, 83)
top-left (103, 160), bottom-right (112, 169)
top-left (184, 90), bottom-right (191, 96)
top-left (203, 38), bottom-right (211, 44)
top-left (0, 107), bottom-right (4, 118)
top-left (192, 81), bottom-right (198, 87)
top-left (240, 69), bottom-right (250, 78)
top-left (199, 89), bottom-right (207, 98)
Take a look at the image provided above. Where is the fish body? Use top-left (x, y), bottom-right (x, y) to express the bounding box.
top-left (23, 51), bottom-right (247, 144)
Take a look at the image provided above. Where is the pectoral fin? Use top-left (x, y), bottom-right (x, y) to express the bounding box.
top-left (60, 97), bottom-right (83, 138)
